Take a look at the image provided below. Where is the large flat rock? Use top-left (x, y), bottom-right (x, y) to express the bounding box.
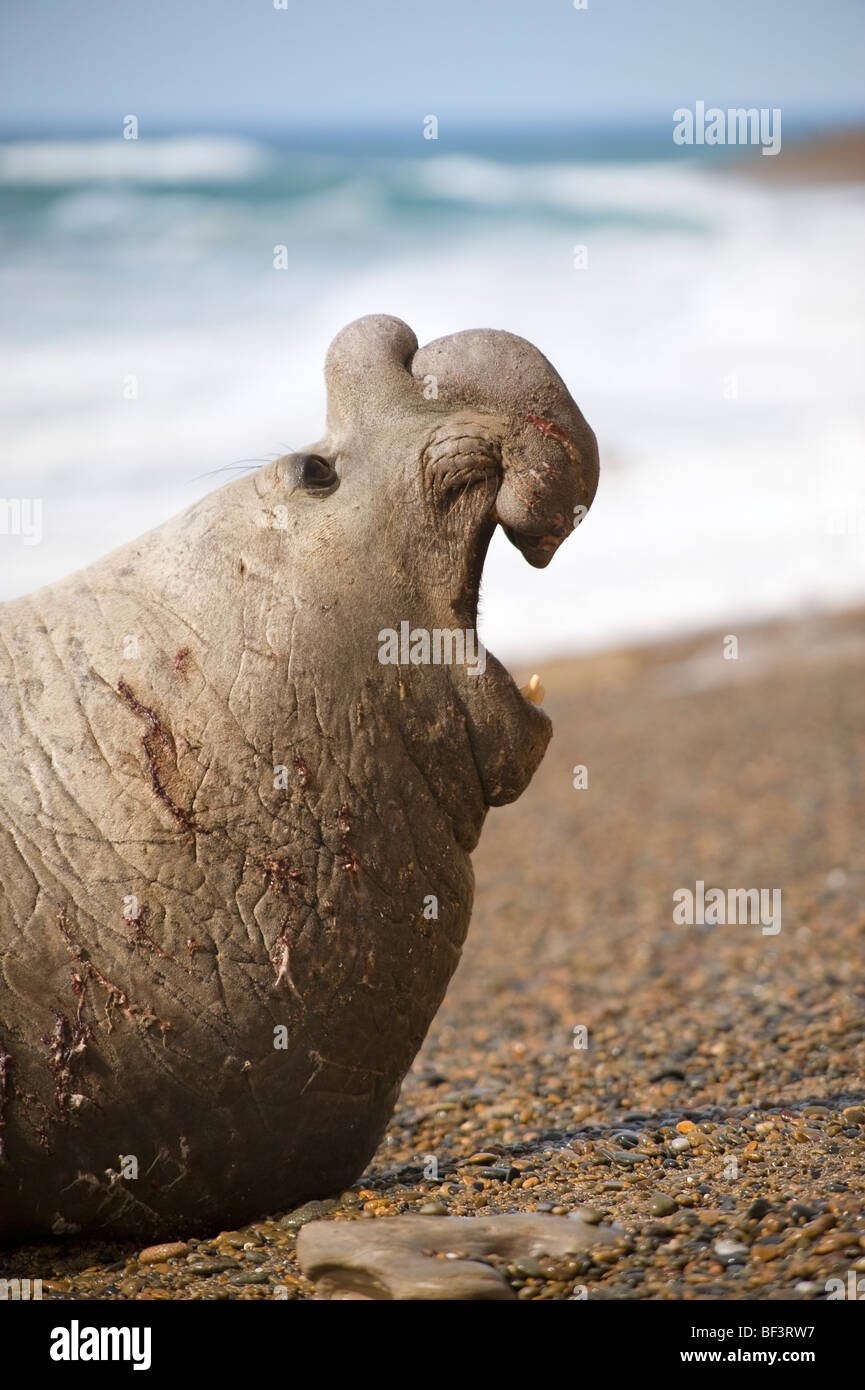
top-left (296, 1212), bottom-right (617, 1300)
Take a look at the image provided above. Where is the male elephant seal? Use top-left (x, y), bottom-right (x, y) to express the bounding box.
top-left (0, 315), bottom-right (598, 1240)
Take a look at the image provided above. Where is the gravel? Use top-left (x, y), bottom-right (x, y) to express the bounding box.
top-left (5, 610), bottom-right (865, 1300)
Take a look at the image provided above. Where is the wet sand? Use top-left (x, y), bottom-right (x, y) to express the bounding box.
top-left (7, 607), bottom-right (865, 1299)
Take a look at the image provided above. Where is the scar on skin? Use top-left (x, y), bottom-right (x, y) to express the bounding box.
top-left (252, 852), bottom-right (306, 898)
top-left (271, 928), bottom-right (302, 1000)
top-left (10, 1086), bottom-right (52, 1151)
top-left (125, 903), bottom-right (192, 975)
top-left (525, 413), bottom-right (582, 470)
top-left (341, 849), bottom-right (362, 895)
top-left (57, 905), bottom-right (172, 1042)
top-left (117, 679), bottom-right (198, 833)
top-left (41, 1004), bottom-right (89, 1115)
top-left (293, 751), bottom-right (313, 788)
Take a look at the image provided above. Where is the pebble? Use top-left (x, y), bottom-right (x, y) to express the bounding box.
top-left (670, 1136), bottom-right (690, 1152)
top-left (746, 1199), bottom-right (771, 1220)
top-left (802, 1214), bottom-right (836, 1237)
top-left (137, 1242), bottom-right (189, 1265)
top-left (649, 1194), bottom-right (678, 1217)
top-left (813, 1233), bottom-right (858, 1254)
top-left (752, 1241), bottom-right (783, 1262)
top-left (715, 1238), bottom-right (749, 1262)
top-left (573, 1206), bottom-right (603, 1225)
top-left (611, 1130), bottom-right (641, 1149)
top-left (280, 1200), bottom-right (336, 1231)
top-left (186, 1258), bottom-right (236, 1276)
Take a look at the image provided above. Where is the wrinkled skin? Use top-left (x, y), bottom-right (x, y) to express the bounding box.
top-left (0, 315), bottom-right (598, 1239)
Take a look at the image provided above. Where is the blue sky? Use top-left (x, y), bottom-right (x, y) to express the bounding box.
top-left (1, 0), bottom-right (863, 134)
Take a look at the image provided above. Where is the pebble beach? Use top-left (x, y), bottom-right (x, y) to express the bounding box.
top-left (6, 607), bottom-right (865, 1300)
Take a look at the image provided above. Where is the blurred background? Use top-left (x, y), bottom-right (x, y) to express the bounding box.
top-left (1, 0), bottom-right (864, 663)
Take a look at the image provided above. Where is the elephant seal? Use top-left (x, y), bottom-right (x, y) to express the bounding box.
top-left (0, 315), bottom-right (598, 1239)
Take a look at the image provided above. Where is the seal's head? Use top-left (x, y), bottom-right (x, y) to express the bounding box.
top-left (260, 314), bottom-right (599, 823)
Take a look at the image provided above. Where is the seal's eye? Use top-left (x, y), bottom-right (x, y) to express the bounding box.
top-left (297, 454), bottom-right (338, 490)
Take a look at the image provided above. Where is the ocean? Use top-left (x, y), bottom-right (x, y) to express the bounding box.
top-left (1, 129), bottom-right (864, 663)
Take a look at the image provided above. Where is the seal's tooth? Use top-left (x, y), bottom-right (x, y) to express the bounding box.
top-left (519, 673), bottom-right (545, 706)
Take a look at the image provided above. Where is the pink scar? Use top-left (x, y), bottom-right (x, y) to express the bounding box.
top-left (525, 413), bottom-right (581, 469)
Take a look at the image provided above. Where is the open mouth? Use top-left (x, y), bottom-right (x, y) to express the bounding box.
top-left (446, 521), bottom-right (555, 808)
top-left (404, 383), bottom-right (597, 810)
top-left (462, 643), bottom-right (552, 807)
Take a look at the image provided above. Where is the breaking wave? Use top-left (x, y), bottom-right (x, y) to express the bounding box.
top-left (2, 135), bottom-right (864, 658)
